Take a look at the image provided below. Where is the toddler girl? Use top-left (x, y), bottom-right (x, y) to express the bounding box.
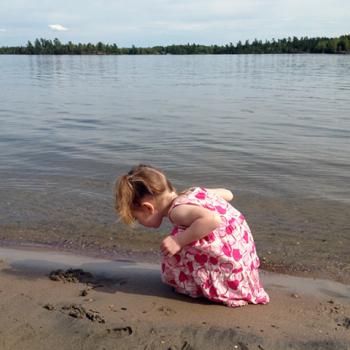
top-left (115, 164), bottom-right (269, 307)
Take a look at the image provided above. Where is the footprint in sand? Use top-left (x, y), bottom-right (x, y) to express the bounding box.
top-left (181, 341), bottom-right (194, 350)
top-left (338, 316), bottom-right (350, 329)
top-left (107, 326), bottom-right (133, 338)
top-left (43, 303), bottom-right (55, 311)
top-left (80, 289), bottom-right (89, 296)
top-left (49, 269), bottom-right (93, 283)
top-left (157, 305), bottom-right (176, 316)
top-left (61, 303), bottom-right (105, 323)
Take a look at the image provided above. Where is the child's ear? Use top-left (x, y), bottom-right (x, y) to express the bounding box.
top-left (142, 202), bottom-right (155, 214)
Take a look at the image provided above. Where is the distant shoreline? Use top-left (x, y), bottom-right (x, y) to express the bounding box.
top-left (1, 34), bottom-right (349, 55)
top-left (1, 52), bottom-right (350, 56)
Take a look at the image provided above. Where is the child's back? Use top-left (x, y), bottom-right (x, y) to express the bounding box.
top-left (162, 187), bottom-right (270, 307)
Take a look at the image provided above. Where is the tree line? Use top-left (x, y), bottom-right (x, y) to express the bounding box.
top-left (0, 35), bottom-right (349, 55)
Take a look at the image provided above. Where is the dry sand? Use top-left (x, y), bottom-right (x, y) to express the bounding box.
top-left (0, 246), bottom-right (349, 350)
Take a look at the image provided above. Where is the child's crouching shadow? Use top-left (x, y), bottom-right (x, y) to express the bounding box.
top-left (2, 257), bottom-right (211, 305)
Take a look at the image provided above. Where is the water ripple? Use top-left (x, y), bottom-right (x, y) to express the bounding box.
top-left (0, 54), bottom-right (349, 202)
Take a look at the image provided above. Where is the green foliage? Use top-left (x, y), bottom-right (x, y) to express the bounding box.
top-left (0, 35), bottom-right (349, 55)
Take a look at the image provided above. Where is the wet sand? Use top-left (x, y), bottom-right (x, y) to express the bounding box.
top-left (0, 247), bottom-right (350, 350)
top-left (1, 190), bottom-right (349, 284)
top-left (1, 183), bottom-right (350, 349)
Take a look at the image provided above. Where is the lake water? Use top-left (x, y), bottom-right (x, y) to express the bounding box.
top-left (1, 54), bottom-right (349, 203)
top-left (1, 54), bottom-right (350, 280)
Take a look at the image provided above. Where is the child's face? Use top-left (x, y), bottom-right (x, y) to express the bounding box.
top-left (132, 203), bottom-right (163, 228)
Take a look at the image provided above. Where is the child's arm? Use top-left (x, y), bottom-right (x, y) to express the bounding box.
top-left (161, 205), bottom-right (221, 256)
top-left (207, 188), bottom-right (234, 202)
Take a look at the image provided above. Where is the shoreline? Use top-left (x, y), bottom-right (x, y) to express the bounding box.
top-left (1, 183), bottom-right (349, 286)
top-left (1, 245), bottom-right (350, 297)
top-left (1, 246), bottom-right (350, 350)
top-left (1, 222), bottom-right (349, 286)
top-left (1, 186), bottom-right (349, 286)
top-left (0, 237), bottom-right (336, 283)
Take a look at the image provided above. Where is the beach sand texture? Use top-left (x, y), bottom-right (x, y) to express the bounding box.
top-left (0, 247), bottom-right (349, 350)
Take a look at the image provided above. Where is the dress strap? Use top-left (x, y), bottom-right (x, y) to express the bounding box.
top-left (167, 187), bottom-right (205, 224)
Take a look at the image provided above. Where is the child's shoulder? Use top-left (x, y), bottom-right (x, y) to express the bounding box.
top-left (177, 186), bottom-right (207, 200)
top-left (170, 187), bottom-right (203, 208)
top-left (174, 187), bottom-right (222, 207)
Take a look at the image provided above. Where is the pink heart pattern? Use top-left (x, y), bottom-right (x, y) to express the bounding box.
top-left (162, 187), bottom-right (270, 307)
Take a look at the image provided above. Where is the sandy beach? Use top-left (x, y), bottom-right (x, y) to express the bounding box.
top-left (0, 246), bottom-right (349, 350)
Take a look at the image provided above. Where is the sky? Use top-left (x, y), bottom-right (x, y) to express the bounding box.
top-left (0, 0), bottom-right (349, 47)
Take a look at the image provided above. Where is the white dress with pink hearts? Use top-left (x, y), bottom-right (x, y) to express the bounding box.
top-left (161, 187), bottom-right (270, 307)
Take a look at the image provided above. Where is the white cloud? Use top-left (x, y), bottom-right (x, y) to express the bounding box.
top-left (48, 24), bottom-right (68, 31)
top-left (0, 28), bottom-right (7, 32)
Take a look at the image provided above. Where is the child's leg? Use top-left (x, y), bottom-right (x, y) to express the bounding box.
top-left (161, 258), bottom-right (202, 298)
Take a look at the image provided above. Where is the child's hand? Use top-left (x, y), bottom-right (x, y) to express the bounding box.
top-left (161, 235), bottom-right (182, 256)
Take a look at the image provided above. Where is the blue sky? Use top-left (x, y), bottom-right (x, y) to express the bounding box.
top-left (0, 0), bottom-right (349, 46)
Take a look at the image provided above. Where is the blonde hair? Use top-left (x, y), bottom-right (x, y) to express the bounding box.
top-left (115, 164), bottom-right (175, 225)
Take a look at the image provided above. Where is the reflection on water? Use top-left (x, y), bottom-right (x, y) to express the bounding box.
top-left (0, 54), bottom-right (349, 204)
